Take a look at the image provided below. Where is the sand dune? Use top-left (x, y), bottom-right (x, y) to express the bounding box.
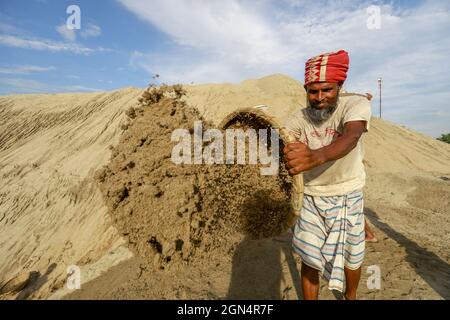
top-left (0, 74), bottom-right (449, 300)
top-left (0, 89), bottom-right (141, 298)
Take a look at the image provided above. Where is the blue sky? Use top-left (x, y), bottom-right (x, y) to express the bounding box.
top-left (0, 0), bottom-right (449, 137)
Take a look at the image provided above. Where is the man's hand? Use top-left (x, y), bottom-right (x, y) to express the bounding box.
top-left (283, 142), bottom-right (325, 175)
top-left (283, 121), bottom-right (367, 176)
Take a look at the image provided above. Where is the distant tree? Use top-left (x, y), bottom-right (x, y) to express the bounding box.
top-left (437, 133), bottom-right (450, 144)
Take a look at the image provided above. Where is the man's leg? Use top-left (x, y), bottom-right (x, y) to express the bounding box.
top-left (344, 267), bottom-right (362, 300)
top-left (364, 220), bottom-right (377, 242)
top-left (301, 262), bottom-right (320, 300)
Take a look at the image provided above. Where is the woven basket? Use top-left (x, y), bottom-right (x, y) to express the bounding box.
top-left (219, 105), bottom-right (304, 226)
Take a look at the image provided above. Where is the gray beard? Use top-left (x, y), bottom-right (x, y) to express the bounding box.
top-left (305, 100), bottom-right (338, 125)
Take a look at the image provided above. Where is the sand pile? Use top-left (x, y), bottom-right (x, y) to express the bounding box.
top-left (0, 88), bottom-right (142, 299)
top-left (64, 79), bottom-right (450, 300)
top-left (1, 74), bottom-right (449, 300)
top-left (95, 85), bottom-right (293, 273)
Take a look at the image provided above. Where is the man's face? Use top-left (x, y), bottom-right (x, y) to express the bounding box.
top-left (305, 82), bottom-right (340, 110)
top-left (304, 82), bottom-right (341, 124)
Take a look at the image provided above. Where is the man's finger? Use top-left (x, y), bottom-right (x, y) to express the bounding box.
top-left (288, 165), bottom-right (304, 175)
top-left (285, 142), bottom-right (306, 151)
top-left (286, 142), bottom-right (305, 149)
top-left (283, 148), bottom-right (301, 159)
top-left (285, 149), bottom-right (309, 161)
top-left (283, 145), bottom-right (300, 154)
top-left (287, 158), bottom-right (303, 169)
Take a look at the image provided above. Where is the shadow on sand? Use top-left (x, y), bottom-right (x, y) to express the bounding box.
top-left (226, 190), bottom-right (303, 300)
top-left (15, 263), bottom-right (57, 300)
top-left (365, 207), bottom-right (450, 299)
top-left (226, 233), bottom-right (303, 300)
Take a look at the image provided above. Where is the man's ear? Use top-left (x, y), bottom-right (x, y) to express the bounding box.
top-left (304, 84), bottom-right (308, 92)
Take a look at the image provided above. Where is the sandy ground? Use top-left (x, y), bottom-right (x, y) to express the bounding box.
top-left (0, 74), bottom-right (449, 300)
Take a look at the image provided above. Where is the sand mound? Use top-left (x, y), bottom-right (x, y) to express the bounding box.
top-left (0, 88), bottom-right (142, 299)
top-left (183, 74), bottom-right (307, 127)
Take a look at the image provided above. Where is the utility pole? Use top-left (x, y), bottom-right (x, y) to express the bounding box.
top-left (378, 77), bottom-right (382, 118)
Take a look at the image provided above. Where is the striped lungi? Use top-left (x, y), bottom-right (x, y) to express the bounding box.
top-left (292, 189), bottom-right (365, 292)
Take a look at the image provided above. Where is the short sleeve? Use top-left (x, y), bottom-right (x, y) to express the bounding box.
top-left (283, 110), bottom-right (303, 141)
top-left (343, 97), bottom-right (372, 131)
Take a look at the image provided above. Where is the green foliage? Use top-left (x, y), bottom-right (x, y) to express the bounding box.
top-left (437, 133), bottom-right (450, 144)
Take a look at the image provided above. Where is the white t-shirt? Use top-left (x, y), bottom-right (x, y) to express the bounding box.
top-left (284, 95), bottom-right (372, 196)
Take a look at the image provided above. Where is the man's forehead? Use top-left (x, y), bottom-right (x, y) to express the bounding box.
top-left (307, 82), bottom-right (339, 90)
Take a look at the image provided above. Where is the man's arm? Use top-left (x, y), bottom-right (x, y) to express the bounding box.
top-left (283, 121), bottom-right (366, 175)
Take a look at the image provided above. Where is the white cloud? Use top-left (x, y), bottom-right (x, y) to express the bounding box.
top-left (0, 13), bottom-right (25, 36)
top-left (0, 65), bottom-right (55, 75)
top-left (0, 34), bottom-right (112, 55)
top-left (0, 21), bottom-right (20, 35)
top-left (121, 0), bottom-right (288, 66)
top-left (0, 78), bottom-right (50, 93)
top-left (0, 34), bottom-right (91, 54)
top-left (62, 85), bottom-right (102, 92)
top-left (81, 23), bottom-right (102, 38)
top-left (0, 20), bottom-right (108, 54)
top-left (56, 24), bottom-right (76, 42)
top-left (129, 50), bottom-right (144, 68)
top-left (119, 0), bottom-right (450, 137)
top-left (0, 78), bottom-right (102, 94)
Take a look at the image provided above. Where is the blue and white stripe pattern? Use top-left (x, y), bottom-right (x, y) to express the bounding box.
top-left (292, 189), bottom-right (365, 292)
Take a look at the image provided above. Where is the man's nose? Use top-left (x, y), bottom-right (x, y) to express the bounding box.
top-left (317, 90), bottom-right (324, 101)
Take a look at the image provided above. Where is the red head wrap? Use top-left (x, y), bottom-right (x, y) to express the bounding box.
top-left (304, 50), bottom-right (349, 86)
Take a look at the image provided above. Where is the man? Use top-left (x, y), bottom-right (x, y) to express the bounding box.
top-left (283, 50), bottom-right (371, 300)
